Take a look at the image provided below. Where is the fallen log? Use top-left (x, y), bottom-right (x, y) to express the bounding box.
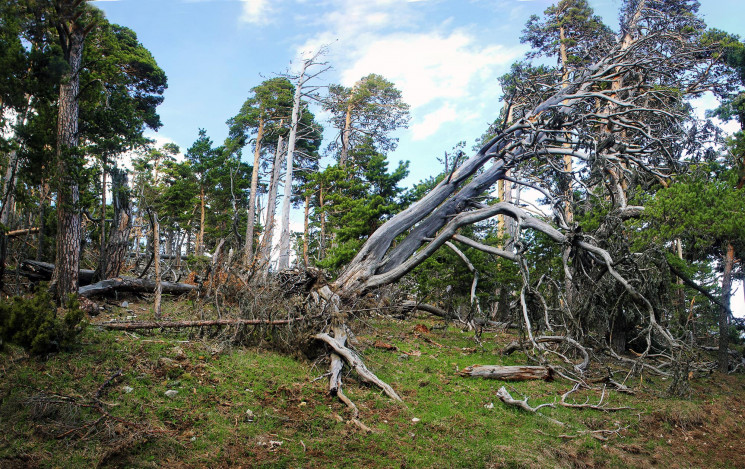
top-left (458, 365), bottom-right (554, 381)
top-left (21, 259), bottom-right (96, 285)
top-left (95, 318), bottom-right (299, 330)
top-left (79, 277), bottom-right (197, 298)
top-left (6, 228), bottom-right (39, 238)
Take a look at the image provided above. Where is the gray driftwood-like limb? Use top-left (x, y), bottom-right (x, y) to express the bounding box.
top-left (79, 277), bottom-right (197, 298)
top-left (559, 383), bottom-right (632, 412)
top-left (95, 318), bottom-right (299, 330)
top-left (400, 301), bottom-right (451, 319)
top-left (315, 332), bottom-right (402, 402)
top-left (459, 365), bottom-right (554, 381)
top-left (21, 259), bottom-right (96, 285)
top-left (537, 335), bottom-right (590, 373)
top-left (496, 386), bottom-right (556, 412)
top-left (7, 227), bottom-right (39, 238)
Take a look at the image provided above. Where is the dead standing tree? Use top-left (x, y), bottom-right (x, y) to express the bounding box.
top-left (309, 2), bottom-right (734, 402)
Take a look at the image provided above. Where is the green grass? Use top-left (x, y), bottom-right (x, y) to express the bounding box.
top-left (1, 303), bottom-right (744, 468)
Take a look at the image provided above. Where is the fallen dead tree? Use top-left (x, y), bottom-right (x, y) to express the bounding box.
top-left (96, 317), bottom-right (299, 330)
top-left (459, 365), bottom-right (554, 381)
top-left (21, 259), bottom-right (96, 285)
top-left (300, 1), bottom-right (731, 414)
top-left (79, 277), bottom-right (197, 298)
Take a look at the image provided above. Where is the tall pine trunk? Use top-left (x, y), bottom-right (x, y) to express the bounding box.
top-left (52, 24), bottom-right (86, 300)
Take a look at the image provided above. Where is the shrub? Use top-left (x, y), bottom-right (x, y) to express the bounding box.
top-left (0, 291), bottom-right (85, 355)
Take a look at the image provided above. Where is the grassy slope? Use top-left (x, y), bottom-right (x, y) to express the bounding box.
top-left (1, 300), bottom-right (745, 468)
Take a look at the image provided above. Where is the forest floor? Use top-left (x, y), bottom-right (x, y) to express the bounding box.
top-left (1, 297), bottom-right (745, 468)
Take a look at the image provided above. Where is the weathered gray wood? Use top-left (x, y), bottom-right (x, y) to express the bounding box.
top-left (96, 318), bottom-right (298, 330)
top-left (21, 259), bottom-right (96, 285)
top-left (458, 365), bottom-right (554, 381)
top-left (79, 277), bottom-right (197, 298)
top-left (315, 332), bottom-right (402, 402)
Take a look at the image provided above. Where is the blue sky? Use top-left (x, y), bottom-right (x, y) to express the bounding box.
top-left (91, 0), bottom-right (745, 186)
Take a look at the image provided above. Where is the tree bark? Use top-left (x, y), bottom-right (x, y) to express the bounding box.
top-left (719, 243), bottom-right (735, 372)
top-left (340, 102), bottom-right (352, 166)
top-left (52, 17), bottom-right (87, 300)
top-left (257, 130), bottom-right (284, 272)
top-left (458, 365), bottom-right (554, 381)
top-left (79, 277), bottom-right (197, 298)
top-left (197, 187), bottom-right (205, 256)
top-left (303, 194), bottom-right (310, 268)
top-left (153, 211), bottom-right (162, 318)
top-left (243, 116), bottom-right (264, 267)
top-left (278, 65), bottom-right (307, 270)
top-left (95, 169), bottom-right (131, 281)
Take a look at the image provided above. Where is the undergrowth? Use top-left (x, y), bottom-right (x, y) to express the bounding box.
top-left (0, 297), bottom-right (744, 468)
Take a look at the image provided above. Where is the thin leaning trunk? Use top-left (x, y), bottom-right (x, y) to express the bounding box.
top-left (278, 67), bottom-right (307, 270)
top-left (153, 211), bottom-right (162, 319)
top-left (303, 194), bottom-right (310, 268)
top-left (719, 243), bottom-right (735, 372)
top-left (197, 187), bottom-right (205, 256)
top-left (244, 116), bottom-right (265, 267)
top-left (257, 129), bottom-right (284, 272)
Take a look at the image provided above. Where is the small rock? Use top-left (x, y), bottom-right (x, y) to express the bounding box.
top-left (121, 301), bottom-right (129, 308)
top-left (246, 409), bottom-right (254, 421)
top-left (165, 389), bottom-right (179, 398)
top-left (122, 386), bottom-right (134, 394)
top-left (411, 417), bottom-right (421, 423)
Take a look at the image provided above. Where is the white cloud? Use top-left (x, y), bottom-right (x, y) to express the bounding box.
top-left (341, 31), bottom-right (519, 109)
top-left (295, 0), bottom-right (523, 139)
top-left (411, 104), bottom-right (458, 140)
top-left (239, 0), bottom-right (273, 25)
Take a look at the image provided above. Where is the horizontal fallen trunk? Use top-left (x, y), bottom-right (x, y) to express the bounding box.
top-left (7, 228), bottom-right (39, 238)
top-left (458, 365), bottom-right (554, 381)
top-left (79, 277), bottom-right (197, 298)
top-left (21, 259), bottom-right (96, 285)
top-left (400, 301), bottom-right (451, 318)
top-left (94, 318), bottom-right (299, 330)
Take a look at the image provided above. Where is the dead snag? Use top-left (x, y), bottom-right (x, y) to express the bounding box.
top-left (459, 365), bottom-right (554, 381)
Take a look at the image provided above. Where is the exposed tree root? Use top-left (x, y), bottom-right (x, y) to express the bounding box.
top-left (315, 332), bottom-right (402, 402)
top-left (559, 383), bottom-right (632, 412)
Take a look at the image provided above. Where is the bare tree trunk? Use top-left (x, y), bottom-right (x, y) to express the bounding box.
top-left (303, 194), bottom-right (310, 268)
top-left (257, 130), bottom-right (284, 271)
top-left (52, 20), bottom-right (86, 300)
top-left (719, 243), bottom-right (734, 372)
top-left (95, 169), bottom-right (131, 280)
top-left (99, 158), bottom-right (107, 266)
top-left (153, 211), bottom-right (162, 319)
top-left (340, 103), bottom-right (352, 166)
top-left (243, 116), bottom-right (264, 267)
top-left (319, 182), bottom-right (326, 259)
top-left (278, 65), bottom-right (308, 270)
top-left (197, 188), bottom-right (205, 256)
